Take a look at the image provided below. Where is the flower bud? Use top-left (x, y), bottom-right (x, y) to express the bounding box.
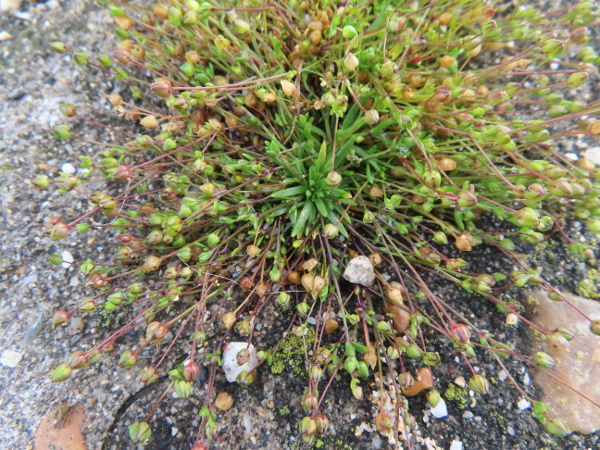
top-left (398, 371), bottom-right (414, 390)
top-left (515, 207), bottom-right (539, 227)
top-left (405, 344), bottom-right (422, 359)
top-left (343, 52), bottom-right (359, 72)
top-left (427, 390), bottom-right (442, 408)
top-left (174, 379), bottom-right (193, 398)
top-left (235, 369), bottom-right (256, 386)
top-left (52, 310), bottom-right (71, 327)
top-left (533, 351), bottom-right (556, 369)
top-left (468, 374), bottom-right (489, 394)
top-left (86, 274), bottom-right (107, 289)
top-left (60, 103), bottom-right (77, 117)
top-left (118, 350), bottom-right (139, 369)
top-left (364, 109), bottom-right (380, 125)
top-left (183, 361), bottom-right (200, 382)
top-left (590, 320), bottom-right (600, 335)
top-left (182, 10), bottom-right (197, 26)
top-left (32, 175), bottom-right (50, 189)
top-left (569, 27), bottom-right (589, 44)
top-left (113, 49), bottom-right (131, 64)
top-left (300, 416), bottom-right (318, 438)
top-left (50, 41), bottom-right (67, 53)
top-left (542, 418), bottom-right (569, 438)
top-left (129, 422), bottom-right (152, 443)
top-left (79, 298), bottom-right (96, 313)
top-left (326, 170), bottom-right (342, 187)
top-left (150, 79), bottom-right (173, 98)
top-left (59, 175), bottom-right (81, 192)
top-left (50, 364), bottom-right (72, 382)
top-left (200, 183), bottom-right (216, 197)
top-left (67, 351), bottom-right (90, 370)
top-left (146, 321), bottom-right (168, 344)
top-left (112, 165), bottom-right (132, 181)
top-left (541, 39), bottom-right (563, 54)
top-left (322, 223), bottom-right (339, 239)
top-left (137, 367), bottom-right (158, 384)
top-left (567, 71), bottom-right (589, 89)
top-left (52, 124), bottom-right (71, 139)
top-left (587, 218), bottom-right (600, 234)
top-left (342, 25), bottom-right (358, 39)
top-left (72, 52), bottom-right (88, 66)
top-left (281, 80), bottom-right (296, 97)
top-left (302, 394), bottom-right (318, 412)
top-left (449, 323), bottom-right (470, 343)
top-left (351, 379), bottom-right (363, 400)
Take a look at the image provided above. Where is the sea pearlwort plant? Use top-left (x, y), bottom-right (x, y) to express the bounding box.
top-left (36, 0), bottom-right (600, 447)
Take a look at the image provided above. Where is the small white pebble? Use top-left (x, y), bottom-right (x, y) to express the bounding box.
top-left (61, 163), bottom-right (76, 174)
top-left (498, 370), bottom-right (508, 382)
top-left (61, 250), bottom-right (74, 269)
top-left (450, 440), bottom-right (463, 450)
top-left (0, 350), bottom-right (23, 368)
top-left (171, 427), bottom-right (178, 437)
top-left (517, 398), bottom-right (531, 410)
top-left (454, 376), bottom-right (466, 388)
top-left (523, 373), bottom-right (531, 386)
top-left (507, 426), bottom-right (515, 436)
top-left (430, 398), bottom-right (448, 418)
top-left (462, 411), bottom-right (474, 419)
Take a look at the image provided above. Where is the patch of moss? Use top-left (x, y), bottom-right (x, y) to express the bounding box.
top-left (575, 268), bottom-right (600, 299)
top-left (444, 383), bottom-right (468, 409)
top-left (278, 406), bottom-right (291, 416)
top-left (269, 328), bottom-right (315, 376)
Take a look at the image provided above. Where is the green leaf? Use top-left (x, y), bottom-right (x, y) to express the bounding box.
top-left (292, 201), bottom-right (316, 237)
top-left (271, 185), bottom-right (307, 199)
top-left (317, 140), bottom-right (327, 171)
top-left (314, 198), bottom-right (328, 218)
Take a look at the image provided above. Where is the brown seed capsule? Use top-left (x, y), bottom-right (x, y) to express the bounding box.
top-left (401, 367), bottom-right (433, 396)
top-left (369, 186), bottom-right (383, 197)
top-left (146, 321), bottom-right (168, 344)
top-left (215, 392), bottom-right (234, 411)
top-left (439, 55), bottom-right (456, 68)
top-left (438, 12), bottom-right (453, 25)
top-left (386, 303), bottom-right (411, 333)
top-left (153, 4), bottom-right (169, 19)
top-left (302, 258), bottom-right (319, 272)
top-left (324, 318), bottom-right (338, 334)
top-left (222, 312), bottom-right (236, 329)
top-left (438, 157), bottom-right (457, 171)
top-left (369, 253), bottom-right (382, 267)
top-left (246, 244), bottom-right (260, 258)
top-left (287, 271), bottom-right (301, 284)
top-left (114, 15), bottom-right (134, 30)
top-left (376, 412), bottom-right (393, 434)
top-left (455, 232), bottom-right (474, 251)
top-left (140, 115), bottom-right (159, 128)
top-left (108, 93), bottom-right (123, 107)
top-left (255, 283), bottom-right (268, 297)
top-left (363, 346), bottom-right (377, 370)
top-left (143, 255), bottom-right (162, 271)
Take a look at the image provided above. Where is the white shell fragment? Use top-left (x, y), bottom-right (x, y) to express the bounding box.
top-left (343, 256), bottom-right (375, 286)
top-left (222, 342), bottom-right (257, 383)
top-left (430, 398), bottom-right (448, 418)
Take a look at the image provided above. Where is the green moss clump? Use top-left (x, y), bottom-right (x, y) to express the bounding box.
top-left (444, 383), bottom-right (469, 409)
top-left (269, 328), bottom-right (315, 376)
top-left (575, 268), bottom-right (600, 299)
